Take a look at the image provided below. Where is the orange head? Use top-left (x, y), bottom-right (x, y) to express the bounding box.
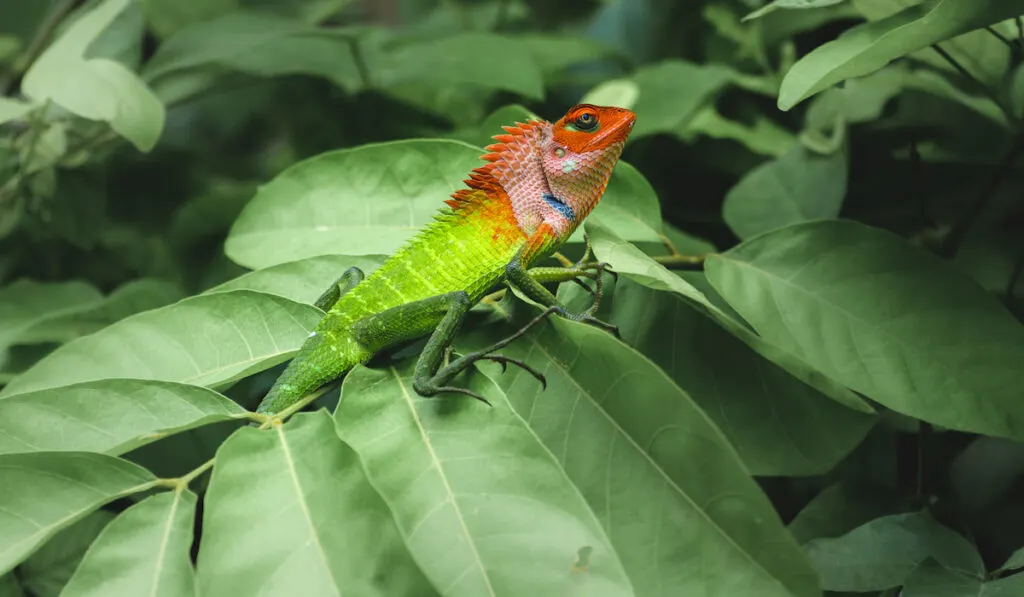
top-left (551, 104), bottom-right (637, 153)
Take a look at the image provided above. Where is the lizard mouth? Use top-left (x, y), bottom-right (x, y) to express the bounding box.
top-left (579, 111), bottom-right (637, 152)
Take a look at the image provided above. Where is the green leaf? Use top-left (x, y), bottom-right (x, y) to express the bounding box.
top-left (902, 558), bottom-right (1024, 596)
top-left (226, 139), bottom-right (486, 268)
top-left (0, 452), bottom-right (156, 575)
top-left (16, 279), bottom-right (183, 345)
top-left (0, 280), bottom-right (103, 355)
top-left (21, 0), bottom-right (164, 150)
top-left (580, 78), bottom-right (640, 110)
top-left (377, 33), bottom-right (545, 100)
top-left (0, 98), bottom-right (32, 126)
top-left (805, 512), bottom-right (983, 591)
top-left (600, 277), bottom-right (874, 476)
top-left (999, 547), bottom-right (1024, 574)
top-left (803, 63), bottom-right (907, 131)
top-left (61, 491), bottom-right (197, 597)
top-left (462, 302), bottom-right (821, 596)
top-left (226, 139), bottom-right (660, 269)
top-left (209, 254), bottom-right (385, 304)
top-left (587, 220), bottom-right (874, 414)
top-left (335, 362), bottom-right (634, 596)
top-left (516, 34), bottom-right (616, 75)
top-left (628, 60), bottom-right (735, 139)
top-left (778, 0), bottom-right (1024, 109)
top-left (581, 161), bottom-right (664, 244)
top-left (744, 0), bottom-right (848, 22)
top-left (142, 0), bottom-right (239, 38)
top-left (723, 144), bottom-right (848, 239)
top-left (705, 220), bottom-right (1024, 439)
top-left (143, 12), bottom-right (364, 92)
top-left (787, 482), bottom-right (904, 545)
top-left (903, 68), bottom-right (1009, 126)
top-left (680, 106), bottom-right (796, 157)
top-left (0, 379), bottom-right (247, 455)
top-left (196, 411), bottom-right (434, 596)
top-left (18, 510), bottom-right (114, 597)
top-left (0, 290), bottom-right (321, 397)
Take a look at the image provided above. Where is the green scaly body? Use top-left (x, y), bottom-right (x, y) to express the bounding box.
top-left (257, 194), bottom-right (527, 414)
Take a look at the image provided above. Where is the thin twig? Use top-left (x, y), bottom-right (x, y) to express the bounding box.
top-left (937, 136), bottom-right (1024, 259)
top-left (985, 25), bottom-right (1017, 53)
top-left (931, 43), bottom-right (1017, 126)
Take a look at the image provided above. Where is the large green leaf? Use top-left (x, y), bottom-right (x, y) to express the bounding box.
top-left (225, 139), bottom-right (661, 269)
top-left (376, 33), bottom-right (545, 100)
top-left (628, 60), bottom-right (736, 139)
top-left (723, 144), bottom-right (848, 239)
top-left (196, 411), bottom-right (433, 596)
top-left (0, 290), bottom-right (321, 397)
top-left (0, 98), bottom-right (33, 126)
top-left (778, 0), bottom-right (1024, 109)
top-left (18, 511), bottom-right (114, 597)
top-left (0, 280), bottom-right (102, 356)
top-left (143, 12), bottom-right (364, 92)
top-left (22, 0), bottom-right (164, 150)
top-left (15, 279), bottom-right (183, 345)
top-left (597, 277), bottom-right (873, 476)
top-left (335, 362), bottom-right (634, 596)
top-left (587, 220), bottom-right (873, 414)
top-left (0, 379), bottom-right (247, 455)
top-left (142, 0), bottom-right (239, 38)
top-left (61, 491), bottom-right (197, 597)
top-left (704, 220), bottom-right (1024, 439)
top-left (461, 302), bottom-right (820, 596)
top-left (0, 452), bottom-right (157, 575)
top-left (804, 512), bottom-right (984, 591)
top-left (902, 559), bottom-right (1024, 596)
top-left (209, 254), bottom-right (385, 304)
top-left (787, 482), bottom-right (904, 545)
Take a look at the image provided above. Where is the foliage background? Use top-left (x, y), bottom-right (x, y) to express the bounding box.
top-left (2, 0), bottom-right (1024, 595)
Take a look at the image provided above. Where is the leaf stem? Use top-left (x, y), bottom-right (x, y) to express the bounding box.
top-left (347, 37), bottom-right (372, 90)
top-left (259, 382), bottom-right (339, 429)
top-left (653, 254), bottom-right (710, 269)
top-left (937, 135), bottom-right (1024, 259)
top-left (930, 43), bottom-right (1017, 127)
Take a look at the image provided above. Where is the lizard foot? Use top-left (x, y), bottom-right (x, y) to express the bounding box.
top-left (477, 354), bottom-right (547, 389)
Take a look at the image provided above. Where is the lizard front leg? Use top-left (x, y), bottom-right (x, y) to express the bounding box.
top-left (506, 255), bottom-right (620, 337)
top-left (350, 292), bottom-right (548, 404)
top-left (314, 266), bottom-right (365, 311)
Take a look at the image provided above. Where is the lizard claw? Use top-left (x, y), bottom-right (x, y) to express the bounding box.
top-left (478, 354), bottom-right (548, 390)
top-left (435, 385), bottom-right (493, 406)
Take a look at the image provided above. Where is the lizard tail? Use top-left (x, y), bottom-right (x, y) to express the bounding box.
top-left (255, 331), bottom-right (364, 415)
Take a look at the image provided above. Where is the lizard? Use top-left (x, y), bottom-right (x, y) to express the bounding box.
top-left (256, 103), bottom-right (637, 416)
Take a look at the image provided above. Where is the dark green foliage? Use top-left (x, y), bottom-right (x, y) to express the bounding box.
top-left (1, 0), bottom-right (1024, 595)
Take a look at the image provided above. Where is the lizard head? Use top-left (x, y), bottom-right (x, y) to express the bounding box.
top-left (475, 103), bottom-right (636, 240)
top-left (539, 104), bottom-right (636, 236)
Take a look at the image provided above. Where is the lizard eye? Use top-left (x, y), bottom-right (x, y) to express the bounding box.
top-left (574, 111), bottom-right (598, 131)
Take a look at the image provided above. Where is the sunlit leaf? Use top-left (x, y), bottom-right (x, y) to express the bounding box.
top-left (743, 0), bottom-right (848, 22)
top-left (196, 411), bottom-right (433, 596)
top-left (0, 290), bottom-right (321, 397)
top-left (596, 277), bottom-right (874, 476)
top-left (461, 300), bottom-right (821, 596)
top-left (336, 361), bottom-right (634, 596)
top-left (0, 452), bottom-right (156, 575)
top-left (629, 60), bottom-right (735, 139)
top-left (0, 98), bottom-right (32, 126)
top-left (209, 254), bottom-right (385, 304)
top-left (22, 0), bottom-right (164, 150)
top-left (61, 491), bottom-right (197, 597)
top-left (587, 220), bottom-right (873, 414)
top-left (0, 379), bottom-right (247, 455)
top-left (778, 0), bottom-right (1024, 109)
top-left (705, 220), bottom-right (1024, 439)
